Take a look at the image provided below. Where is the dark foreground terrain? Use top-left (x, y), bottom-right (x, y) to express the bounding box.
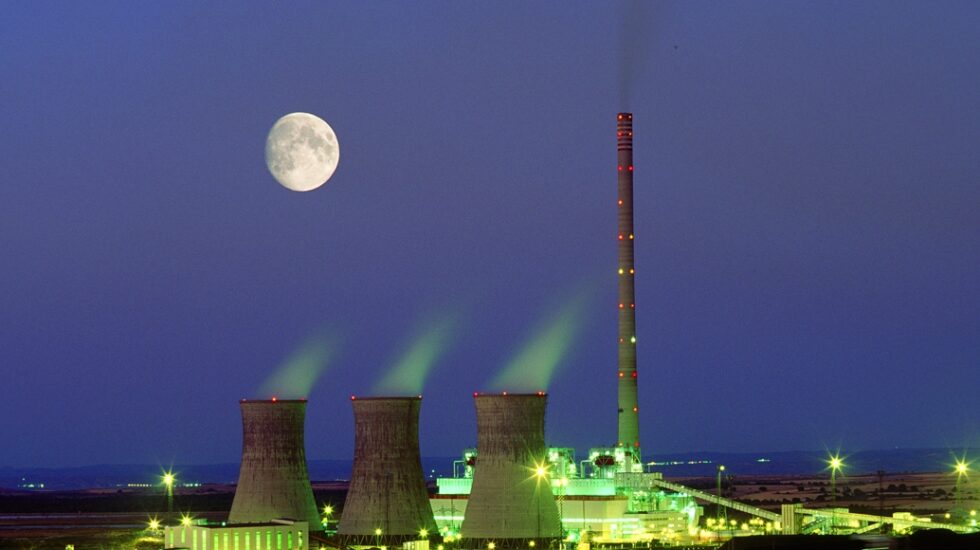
top-left (0, 482), bottom-right (346, 549)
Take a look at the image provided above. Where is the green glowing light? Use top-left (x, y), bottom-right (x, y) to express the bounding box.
top-left (181, 514), bottom-right (193, 527)
top-left (375, 528), bottom-right (383, 536)
top-left (828, 454), bottom-right (843, 472)
top-left (374, 311), bottom-right (459, 395)
top-left (259, 332), bottom-right (340, 399)
top-left (162, 471), bottom-right (175, 487)
top-left (490, 291), bottom-right (592, 392)
top-left (148, 518), bottom-right (160, 531)
top-left (531, 460), bottom-right (550, 482)
top-left (955, 459), bottom-right (970, 476)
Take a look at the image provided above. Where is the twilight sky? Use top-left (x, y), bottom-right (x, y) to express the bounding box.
top-left (1, 2), bottom-right (977, 468)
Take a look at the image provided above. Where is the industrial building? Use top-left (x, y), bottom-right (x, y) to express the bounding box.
top-left (459, 393), bottom-right (562, 548)
top-left (432, 447), bottom-right (701, 545)
top-left (426, 114), bottom-right (700, 546)
top-left (164, 399), bottom-right (321, 549)
top-left (164, 519), bottom-right (309, 550)
top-left (339, 396), bottom-right (437, 546)
top-left (229, 399), bottom-right (321, 528)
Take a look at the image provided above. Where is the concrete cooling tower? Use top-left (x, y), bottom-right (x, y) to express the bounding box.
top-left (460, 393), bottom-right (561, 547)
top-left (338, 396), bottom-right (437, 546)
top-left (228, 399), bottom-right (321, 528)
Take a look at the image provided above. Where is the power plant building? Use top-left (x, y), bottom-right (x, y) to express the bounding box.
top-left (338, 396), bottom-right (437, 546)
top-left (430, 114), bottom-right (701, 545)
top-left (228, 399), bottom-right (321, 528)
top-left (459, 393), bottom-right (562, 547)
top-left (433, 448), bottom-right (700, 545)
top-left (164, 519), bottom-right (309, 550)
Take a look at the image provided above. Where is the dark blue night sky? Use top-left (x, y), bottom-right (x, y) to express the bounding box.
top-left (1, 2), bottom-right (977, 468)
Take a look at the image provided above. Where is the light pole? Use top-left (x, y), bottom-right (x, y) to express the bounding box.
top-left (162, 470), bottom-right (175, 514)
top-left (558, 477), bottom-right (568, 548)
top-left (322, 504), bottom-right (334, 533)
top-left (716, 465), bottom-right (726, 526)
top-left (827, 453), bottom-right (843, 534)
top-left (534, 463), bottom-right (549, 544)
top-left (954, 459), bottom-right (969, 516)
top-left (375, 527), bottom-right (382, 548)
top-left (828, 455), bottom-right (843, 503)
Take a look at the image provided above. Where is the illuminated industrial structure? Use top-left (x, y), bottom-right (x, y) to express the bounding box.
top-left (160, 400), bottom-right (319, 549)
top-left (459, 393), bottom-right (561, 548)
top-left (616, 112), bottom-right (641, 469)
top-left (228, 399), bottom-right (321, 528)
top-left (164, 518), bottom-right (309, 550)
top-left (338, 396), bottom-right (437, 546)
top-left (434, 447), bottom-right (700, 545)
top-left (430, 114), bottom-right (703, 545)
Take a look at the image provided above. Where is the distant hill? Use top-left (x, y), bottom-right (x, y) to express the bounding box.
top-left (2, 448), bottom-right (975, 490)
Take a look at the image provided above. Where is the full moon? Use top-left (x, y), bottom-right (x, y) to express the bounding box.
top-left (265, 112), bottom-right (339, 192)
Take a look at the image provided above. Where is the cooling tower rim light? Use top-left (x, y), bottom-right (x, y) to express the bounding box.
top-left (239, 398), bottom-right (308, 404)
top-left (349, 395), bottom-right (423, 401)
top-left (472, 391), bottom-right (547, 398)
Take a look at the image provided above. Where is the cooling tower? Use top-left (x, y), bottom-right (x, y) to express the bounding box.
top-left (228, 399), bottom-right (321, 528)
top-left (460, 393), bottom-right (561, 548)
top-left (338, 396), bottom-right (437, 546)
top-left (616, 112), bottom-right (642, 466)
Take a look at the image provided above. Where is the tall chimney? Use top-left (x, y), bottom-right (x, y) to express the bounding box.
top-left (461, 393), bottom-right (561, 547)
top-left (617, 113), bottom-right (641, 466)
top-left (228, 399), bottom-right (321, 528)
top-left (338, 396), bottom-right (437, 546)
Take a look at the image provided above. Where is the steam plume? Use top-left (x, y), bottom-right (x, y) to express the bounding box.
top-left (372, 311), bottom-right (459, 396)
top-left (489, 290), bottom-right (593, 393)
top-left (259, 331), bottom-right (340, 399)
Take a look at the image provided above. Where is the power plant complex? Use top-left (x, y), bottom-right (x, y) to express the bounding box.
top-left (163, 113), bottom-right (975, 549)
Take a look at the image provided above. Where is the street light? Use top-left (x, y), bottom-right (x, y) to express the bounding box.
top-left (375, 527), bottom-right (382, 548)
top-left (558, 477), bottom-right (569, 547)
top-left (161, 470), bottom-right (176, 514)
top-left (827, 454), bottom-right (843, 502)
top-left (532, 462), bottom-right (549, 543)
top-left (180, 514), bottom-right (193, 527)
top-left (716, 465), bottom-right (727, 525)
top-left (954, 458), bottom-right (970, 515)
top-left (827, 453), bottom-right (844, 534)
